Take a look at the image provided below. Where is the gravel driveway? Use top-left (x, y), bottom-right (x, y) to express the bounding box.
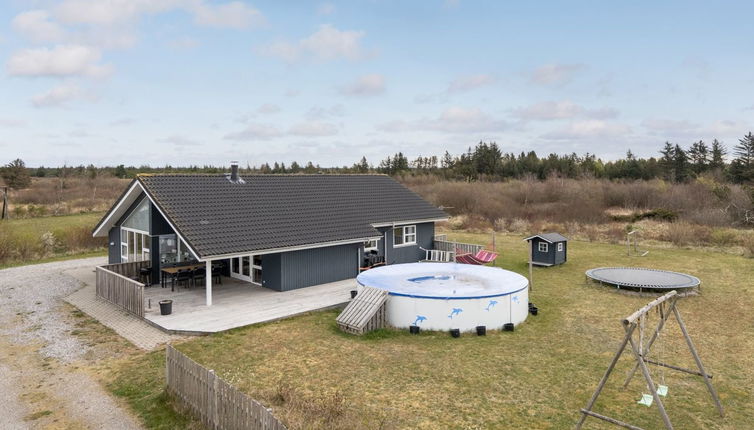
top-left (0, 257), bottom-right (143, 429)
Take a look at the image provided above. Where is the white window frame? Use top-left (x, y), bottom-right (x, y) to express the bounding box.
top-left (364, 238), bottom-right (380, 251)
top-left (121, 227), bottom-right (150, 263)
top-left (557, 242), bottom-right (564, 252)
top-left (538, 242), bottom-right (549, 253)
top-left (230, 255), bottom-right (262, 285)
top-left (393, 225), bottom-right (417, 247)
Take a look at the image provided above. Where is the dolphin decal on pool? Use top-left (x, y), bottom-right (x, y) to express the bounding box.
top-left (413, 315), bottom-right (427, 325)
top-left (512, 295), bottom-right (520, 304)
top-left (485, 300), bottom-right (498, 311)
top-left (448, 308), bottom-right (463, 319)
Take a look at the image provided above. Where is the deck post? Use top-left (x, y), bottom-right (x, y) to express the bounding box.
top-left (205, 260), bottom-right (212, 306)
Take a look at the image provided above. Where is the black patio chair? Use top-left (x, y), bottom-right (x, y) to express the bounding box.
top-left (173, 269), bottom-right (192, 290)
top-left (192, 268), bottom-right (206, 288)
top-left (139, 267), bottom-right (152, 286)
top-left (211, 263), bottom-right (223, 284)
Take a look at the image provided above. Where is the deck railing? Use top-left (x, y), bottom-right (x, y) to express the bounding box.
top-left (101, 260), bottom-right (150, 279)
top-left (433, 239), bottom-right (484, 256)
top-left (422, 248), bottom-right (456, 262)
top-left (95, 264), bottom-right (145, 318)
top-left (166, 345), bottom-right (287, 430)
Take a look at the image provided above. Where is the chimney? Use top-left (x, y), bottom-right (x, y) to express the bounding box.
top-left (230, 161), bottom-right (239, 182)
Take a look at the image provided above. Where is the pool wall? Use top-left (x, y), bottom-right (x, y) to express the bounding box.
top-left (382, 288), bottom-right (529, 332)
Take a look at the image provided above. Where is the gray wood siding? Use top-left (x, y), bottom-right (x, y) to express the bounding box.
top-left (555, 242), bottom-right (567, 264)
top-left (530, 238), bottom-right (555, 265)
top-left (382, 222), bottom-right (434, 265)
top-left (108, 226), bottom-right (121, 264)
top-left (262, 243), bottom-right (359, 292)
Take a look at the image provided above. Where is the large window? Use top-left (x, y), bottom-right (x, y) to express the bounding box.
top-left (121, 228), bottom-right (150, 262)
top-left (364, 238), bottom-right (380, 251)
top-left (393, 225), bottom-right (417, 246)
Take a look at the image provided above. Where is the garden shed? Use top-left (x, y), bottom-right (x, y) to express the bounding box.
top-left (524, 233), bottom-right (568, 266)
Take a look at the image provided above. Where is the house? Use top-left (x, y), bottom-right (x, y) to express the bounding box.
top-left (524, 233), bottom-right (568, 266)
top-left (92, 164), bottom-right (448, 305)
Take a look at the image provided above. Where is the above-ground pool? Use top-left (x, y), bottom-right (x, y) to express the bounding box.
top-left (356, 262), bottom-right (529, 332)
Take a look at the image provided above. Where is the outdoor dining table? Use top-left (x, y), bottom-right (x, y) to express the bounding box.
top-left (161, 263), bottom-right (204, 289)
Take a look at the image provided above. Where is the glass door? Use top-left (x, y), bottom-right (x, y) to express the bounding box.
top-left (230, 255), bottom-right (262, 284)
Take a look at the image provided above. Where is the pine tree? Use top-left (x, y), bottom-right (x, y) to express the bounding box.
top-left (709, 139), bottom-right (726, 170)
top-left (659, 142), bottom-right (676, 181)
top-left (730, 132), bottom-right (754, 183)
top-left (1, 159), bottom-right (31, 189)
top-left (687, 140), bottom-right (709, 175)
top-left (673, 144), bottom-right (689, 182)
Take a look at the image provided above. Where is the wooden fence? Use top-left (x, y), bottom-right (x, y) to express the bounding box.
top-left (433, 239), bottom-right (484, 255)
top-left (101, 260), bottom-right (150, 279)
top-left (336, 286), bottom-right (388, 335)
top-left (95, 265), bottom-right (145, 318)
top-left (166, 345), bottom-right (287, 430)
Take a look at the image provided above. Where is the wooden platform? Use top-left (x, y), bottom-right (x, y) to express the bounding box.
top-left (336, 286), bottom-right (388, 335)
top-left (143, 277), bottom-right (356, 334)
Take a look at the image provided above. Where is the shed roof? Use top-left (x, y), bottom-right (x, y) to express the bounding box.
top-left (95, 174), bottom-right (447, 259)
top-left (524, 232), bottom-right (568, 243)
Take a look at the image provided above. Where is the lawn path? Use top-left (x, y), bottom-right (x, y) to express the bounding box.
top-left (0, 257), bottom-right (143, 429)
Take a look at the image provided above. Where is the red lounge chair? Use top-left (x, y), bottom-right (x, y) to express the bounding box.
top-left (455, 249), bottom-right (499, 265)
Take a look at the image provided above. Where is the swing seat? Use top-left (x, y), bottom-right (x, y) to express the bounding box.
top-left (657, 384), bottom-right (668, 397)
top-left (637, 393), bottom-right (654, 406)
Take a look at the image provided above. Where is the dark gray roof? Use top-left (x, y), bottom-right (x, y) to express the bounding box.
top-left (137, 174), bottom-right (447, 258)
top-left (524, 232), bottom-right (568, 243)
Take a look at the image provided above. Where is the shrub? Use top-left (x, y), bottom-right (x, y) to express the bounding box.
top-left (710, 229), bottom-right (737, 247)
top-left (742, 234), bottom-right (754, 258)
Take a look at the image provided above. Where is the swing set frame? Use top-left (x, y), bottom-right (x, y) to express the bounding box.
top-left (575, 290), bottom-right (724, 430)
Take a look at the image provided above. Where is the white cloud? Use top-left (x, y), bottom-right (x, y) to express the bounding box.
top-left (167, 36), bottom-right (200, 50)
top-left (31, 84), bottom-right (83, 108)
top-left (316, 2), bottom-right (336, 16)
top-left (541, 120), bottom-right (631, 140)
top-left (447, 74), bottom-right (496, 93)
top-left (0, 118), bottom-right (26, 127)
top-left (379, 107), bottom-right (508, 134)
top-left (257, 103), bottom-right (281, 114)
top-left (511, 101), bottom-right (619, 121)
top-left (159, 135), bottom-right (201, 146)
top-left (340, 74), bottom-right (385, 96)
top-left (7, 44), bottom-right (111, 77)
top-left (53, 0), bottom-right (179, 25)
top-left (306, 104), bottom-right (345, 119)
top-left (642, 118), bottom-right (699, 133)
top-left (224, 123), bottom-right (283, 141)
top-left (529, 63), bottom-right (585, 86)
top-left (289, 121), bottom-right (338, 137)
top-left (191, 1), bottom-right (265, 29)
top-left (257, 25), bottom-right (368, 63)
top-left (12, 10), bottom-right (67, 43)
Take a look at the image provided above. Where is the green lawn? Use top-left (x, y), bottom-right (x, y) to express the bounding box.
top-left (107, 233), bottom-right (754, 429)
top-left (0, 212), bottom-right (107, 268)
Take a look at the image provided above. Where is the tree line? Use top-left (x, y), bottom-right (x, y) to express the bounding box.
top-left (3, 132), bottom-right (754, 190)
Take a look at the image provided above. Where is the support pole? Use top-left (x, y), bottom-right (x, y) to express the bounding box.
top-left (575, 323), bottom-right (635, 429)
top-left (1, 187), bottom-right (7, 220)
top-left (624, 298), bottom-right (677, 387)
top-left (673, 305), bottom-right (724, 417)
top-left (206, 260), bottom-right (213, 306)
top-left (492, 231), bottom-right (496, 266)
top-left (528, 239), bottom-right (533, 292)
top-left (626, 327), bottom-right (674, 430)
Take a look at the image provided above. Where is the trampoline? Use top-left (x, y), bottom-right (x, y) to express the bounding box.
top-left (585, 267), bottom-right (700, 292)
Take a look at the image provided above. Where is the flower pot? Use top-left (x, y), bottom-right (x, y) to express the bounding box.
top-left (159, 299), bottom-right (173, 316)
top-left (409, 325), bottom-right (420, 334)
top-left (529, 306), bottom-right (538, 316)
top-left (350, 290), bottom-right (358, 299)
top-left (476, 325), bottom-right (486, 336)
top-left (450, 328), bottom-right (460, 338)
top-left (503, 323), bottom-right (515, 332)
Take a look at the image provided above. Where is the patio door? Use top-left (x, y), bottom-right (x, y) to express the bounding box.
top-left (230, 255), bottom-right (262, 285)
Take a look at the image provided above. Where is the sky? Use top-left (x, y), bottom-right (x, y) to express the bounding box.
top-left (1, 0), bottom-right (753, 168)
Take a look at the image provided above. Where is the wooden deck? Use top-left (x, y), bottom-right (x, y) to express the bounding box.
top-left (143, 277), bottom-right (356, 334)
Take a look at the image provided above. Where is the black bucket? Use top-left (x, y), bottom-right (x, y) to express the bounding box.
top-left (476, 325), bottom-right (486, 336)
top-left (450, 328), bottom-right (460, 338)
top-left (530, 306), bottom-right (539, 316)
top-left (409, 325), bottom-right (420, 335)
top-left (503, 323), bottom-right (515, 332)
top-left (528, 302), bottom-right (536, 309)
top-left (159, 299), bottom-right (173, 316)
top-left (350, 290), bottom-right (358, 299)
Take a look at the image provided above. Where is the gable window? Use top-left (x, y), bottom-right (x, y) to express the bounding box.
top-left (393, 225), bottom-right (417, 247)
top-left (557, 242), bottom-right (564, 252)
top-left (538, 242), bottom-right (548, 253)
top-left (364, 238), bottom-right (380, 251)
